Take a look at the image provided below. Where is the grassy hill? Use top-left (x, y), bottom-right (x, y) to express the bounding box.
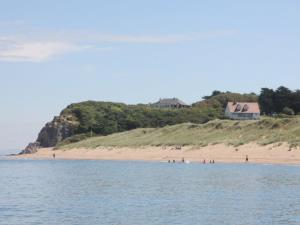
top-left (36, 92), bottom-right (258, 148)
top-left (29, 87), bottom-right (300, 151)
top-left (57, 116), bottom-right (300, 149)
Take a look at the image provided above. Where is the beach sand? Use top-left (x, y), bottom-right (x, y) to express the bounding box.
top-left (13, 143), bottom-right (300, 165)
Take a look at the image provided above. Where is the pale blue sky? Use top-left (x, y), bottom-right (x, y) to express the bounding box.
top-left (1, 0), bottom-right (300, 153)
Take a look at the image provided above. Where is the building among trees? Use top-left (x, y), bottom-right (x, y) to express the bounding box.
top-left (225, 102), bottom-right (260, 120)
top-left (151, 98), bottom-right (190, 109)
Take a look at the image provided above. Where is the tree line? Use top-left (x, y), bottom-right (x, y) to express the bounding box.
top-left (259, 86), bottom-right (300, 115)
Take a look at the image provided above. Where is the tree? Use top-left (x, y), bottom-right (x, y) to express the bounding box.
top-left (203, 90), bottom-right (222, 100)
top-left (259, 88), bottom-right (275, 115)
top-left (291, 90), bottom-right (300, 113)
top-left (274, 86), bottom-right (292, 113)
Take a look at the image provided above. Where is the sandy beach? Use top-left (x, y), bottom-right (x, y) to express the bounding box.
top-left (13, 143), bottom-right (300, 165)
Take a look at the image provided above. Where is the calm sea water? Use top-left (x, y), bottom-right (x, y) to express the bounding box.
top-left (1, 159), bottom-right (300, 225)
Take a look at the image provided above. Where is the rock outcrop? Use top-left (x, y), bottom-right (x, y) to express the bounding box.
top-left (20, 142), bottom-right (40, 154)
top-left (21, 114), bottom-right (78, 154)
top-left (36, 115), bottom-right (78, 147)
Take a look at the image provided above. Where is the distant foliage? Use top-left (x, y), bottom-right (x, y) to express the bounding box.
top-left (61, 101), bottom-right (221, 137)
top-left (57, 91), bottom-right (260, 140)
top-left (194, 91), bottom-right (258, 109)
top-left (259, 86), bottom-right (300, 115)
top-left (54, 87), bottom-right (300, 145)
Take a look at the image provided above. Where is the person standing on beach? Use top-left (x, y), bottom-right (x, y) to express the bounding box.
top-left (53, 153), bottom-right (56, 159)
top-left (245, 155), bottom-right (248, 162)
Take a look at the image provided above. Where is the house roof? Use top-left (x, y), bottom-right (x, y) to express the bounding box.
top-left (152, 98), bottom-right (189, 107)
top-left (227, 102), bottom-right (260, 113)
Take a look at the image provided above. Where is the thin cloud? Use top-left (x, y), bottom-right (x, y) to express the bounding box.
top-left (0, 29), bottom-right (238, 62)
top-left (0, 39), bottom-right (88, 62)
top-left (58, 29), bottom-right (238, 44)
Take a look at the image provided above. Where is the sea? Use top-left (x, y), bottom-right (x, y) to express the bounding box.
top-left (1, 159), bottom-right (300, 225)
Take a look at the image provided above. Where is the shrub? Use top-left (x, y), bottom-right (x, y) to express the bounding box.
top-left (282, 107), bottom-right (295, 115)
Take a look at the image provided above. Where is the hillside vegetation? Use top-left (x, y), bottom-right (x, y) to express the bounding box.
top-left (57, 116), bottom-right (300, 149)
top-left (43, 92), bottom-right (256, 147)
top-left (32, 86), bottom-right (300, 149)
top-left (61, 92), bottom-right (258, 135)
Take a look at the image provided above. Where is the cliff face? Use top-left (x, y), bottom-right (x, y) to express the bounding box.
top-left (21, 114), bottom-right (79, 154)
top-left (36, 115), bottom-right (78, 147)
top-left (20, 142), bottom-right (40, 154)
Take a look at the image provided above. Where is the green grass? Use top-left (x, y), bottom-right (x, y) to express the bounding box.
top-left (57, 116), bottom-right (300, 149)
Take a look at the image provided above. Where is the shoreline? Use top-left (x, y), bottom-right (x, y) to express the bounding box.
top-left (11, 143), bottom-right (300, 165)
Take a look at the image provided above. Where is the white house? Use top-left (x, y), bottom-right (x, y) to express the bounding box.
top-left (225, 102), bottom-right (260, 120)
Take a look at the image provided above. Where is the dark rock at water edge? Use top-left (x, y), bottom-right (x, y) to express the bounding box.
top-left (22, 115), bottom-right (78, 154)
top-left (20, 142), bottom-right (40, 154)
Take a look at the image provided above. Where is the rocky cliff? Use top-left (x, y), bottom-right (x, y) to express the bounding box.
top-left (36, 115), bottom-right (78, 147)
top-left (20, 142), bottom-right (40, 154)
top-left (21, 114), bottom-right (79, 154)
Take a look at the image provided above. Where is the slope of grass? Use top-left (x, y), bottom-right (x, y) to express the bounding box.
top-left (57, 116), bottom-right (300, 149)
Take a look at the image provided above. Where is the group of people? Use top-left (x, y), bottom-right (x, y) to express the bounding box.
top-left (202, 159), bottom-right (215, 164)
top-left (168, 159), bottom-right (177, 163)
top-left (167, 158), bottom-right (216, 164)
top-left (167, 158), bottom-right (186, 163)
top-left (167, 155), bottom-right (249, 164)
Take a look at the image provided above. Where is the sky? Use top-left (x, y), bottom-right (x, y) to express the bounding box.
top-left (1, 0), bottom-right (300, 153)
